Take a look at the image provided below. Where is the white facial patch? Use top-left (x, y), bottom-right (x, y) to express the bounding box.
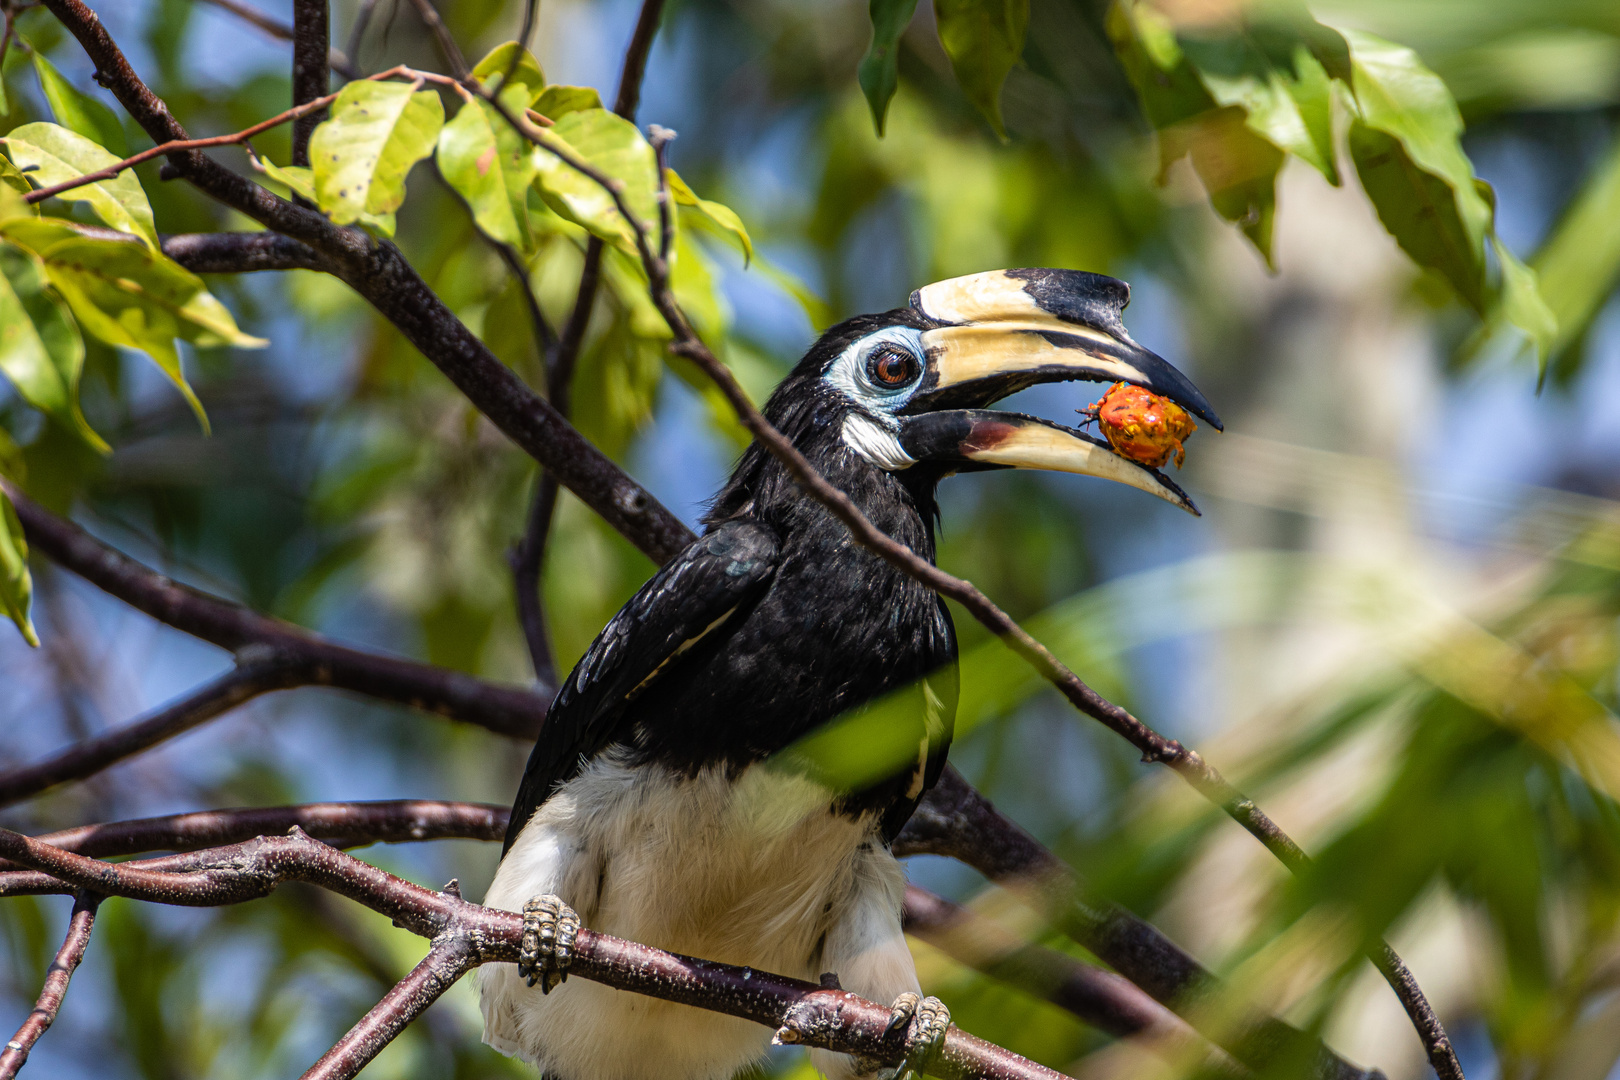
top-left (842, 413), bottom-right (916, 471)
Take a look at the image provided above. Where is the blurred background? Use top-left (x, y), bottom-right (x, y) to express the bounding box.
top-left (2, 0), bottom-right (1619, 1077)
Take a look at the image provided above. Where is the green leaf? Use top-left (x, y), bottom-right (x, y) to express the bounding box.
top-left (1521, 135), bottom-right (1620, 371)
top-left (667, 169), bottom-right (752, 264)
top-left (1493, 237), bottom-right (1557, 381)
top-left (531, 109), bottom-right (665, 256)
top-left (933, 0), bottom-right (1028, 139)
top-left (0, 228), bottom-right (269, 432)
top-left (0, 155), bottom-right (30, 196)
top-left (1107, 1), bottom-right (1281, 263)
top-left (1186, 39), bottom-right (1339, 185)
top-left (32, 49), bottom-right (129, 157)
top-left (437, 88), bottom-right (538, 252)
top-left (0, 241), bottom-right (105, 452)
top-left (469, 41), bottom-right (547, 105)
top-left (1344, 29), bottom-right (1491, 310)
top-left (533, 85), bottom-right (604, 121)
top-left (857, 0), bottom-right (920, 136)
top-left (253, 157), bottom-right (316, 203)
top-left (309, 81), bottom-right (444, 237)
top-left (0, 488), bottom-right (36, 647)
top-left (1, 123), bottom-right (158, 249)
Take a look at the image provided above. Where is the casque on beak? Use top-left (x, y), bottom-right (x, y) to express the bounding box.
top-left (895, 268), bottom-right (1221, 515)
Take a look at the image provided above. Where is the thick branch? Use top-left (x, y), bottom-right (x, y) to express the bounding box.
top-left (902, 886), bottom-right (1244, 1078)
top-left (0, 892), bottom-right (97, 1080)
top-left (0, 828), bottom-right (1069, 1080)
top-left (1, 480), bottom-right (548, 738)
top-left (161, 230), bottom-right (327, 273)
top-left (42, 0), bottom-right (694, 566)
top-left (291, 0), bottom-right (331, 167)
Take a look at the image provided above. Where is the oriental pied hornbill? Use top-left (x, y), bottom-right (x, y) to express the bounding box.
top-left (480, 268), bottom-right (1220, 1080)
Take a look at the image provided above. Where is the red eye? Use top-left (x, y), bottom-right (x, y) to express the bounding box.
top-left (867, 346), bottom-right (919, 388)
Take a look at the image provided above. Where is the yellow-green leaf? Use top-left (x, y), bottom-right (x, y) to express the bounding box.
top-left (0, 155), bottom-right (30, 196)
top-left (437, 89), bottom-right (537, 252)
top-left (2, 123), bottom-right (157, 249)
top-left (4, 232), bottom-right (268, 432)
top-left (667, 169), bottom-right (752, 264)
top-left (531, 109), bottom-right (665, 256)
top-left (254, 156), bottom-right (317, 203)
top-left (1492, 237), bottom-right (1557, 381)
top-left (534, 85), bottom-right (603, 121)
top-left (0, 489), bottom-right (36, 647)
top-left (0, 241), bottom-right (105, 452)
top-left (32, 50), bottom-right (129, 157)
top-left (933, 0), bottom-right (1028, 139)
top-left (309, 82), bottom-right (444, 237)
top-left (470, 41), bottom-right (547, 105)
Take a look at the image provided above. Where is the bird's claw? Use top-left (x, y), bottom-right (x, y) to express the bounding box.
top-left (884, 992), bottom-right (950, 1080)
top-left (518, 894), bottom-right (580, 993)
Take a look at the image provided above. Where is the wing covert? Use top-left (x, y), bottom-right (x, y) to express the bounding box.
top-left (502, 520), bottom-right (779, 852)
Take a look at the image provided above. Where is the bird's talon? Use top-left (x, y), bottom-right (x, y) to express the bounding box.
top-left (518, 894), bottom-right (581, 994)
top-left (887, 993), bottom-right (949, 1080)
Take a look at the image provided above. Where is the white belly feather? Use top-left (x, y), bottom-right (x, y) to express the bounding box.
top-left (479, 749), bottom-right (920, 1080)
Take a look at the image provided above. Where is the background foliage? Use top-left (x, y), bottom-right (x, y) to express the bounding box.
top-left (1, 0), bottom-right (1619, 1077)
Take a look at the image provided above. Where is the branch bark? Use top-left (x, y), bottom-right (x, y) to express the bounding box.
top-left (0, 892), bottom-right (98, 1080)
top-left (0, 827), bottom-right (1071, 1080)
top-left (291, 0), bottom-right (331, 166)
top-left (1, 480), bottom-right (549, 738)
top-left (162, 230), bottom-right (327, 273)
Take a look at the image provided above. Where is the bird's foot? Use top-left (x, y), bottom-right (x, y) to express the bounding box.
top-left (518, 894), bottom-right (580, 993)
top-left (884, 992), bottom-right (950, 1080)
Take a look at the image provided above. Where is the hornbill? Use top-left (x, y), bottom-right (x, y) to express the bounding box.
top-left (480, 268), bottom-right (1220, 1080)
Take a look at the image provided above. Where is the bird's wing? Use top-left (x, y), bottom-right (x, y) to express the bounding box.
top-left (502, 519), bottom-right (780, 852)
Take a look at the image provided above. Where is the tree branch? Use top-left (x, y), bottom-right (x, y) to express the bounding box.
top-left (404, 0), bottom-right (466, 81)
top-left (161, 230), bottom-right (327, 273)
top-left (42, 0), bottom-right (695, 566)
top-left (0, 480), bottom-right (549, 738)
top-left (0, 827), bottom-right (1071, 1080)
top-left (902, 886), bottom-right (1245, 1078)
top-left (291, 0), bottom-right (331, 167)
top-left (0, 892), bottom-right (98, 1080)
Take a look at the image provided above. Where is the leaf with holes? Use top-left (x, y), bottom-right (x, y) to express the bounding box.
top-left (1, 229), bottom-right (268, 432)
top-left (438, 87), bottom-right (538, 252)
top-left (0, 489), bottom-right (35, 647)
top-left (667, 170), bottom-right (752, 264)
top-left (1, 123), bottom-right (157, 249)
top-left (470, 41), bottom-right (547, 105)
top-left (858, 0), bottom-right (921, 136)
top-left (933, 0), bottom-right (1028, 139)
top-left (1345, 30), bottom-right (1492, 310)
top-left (532, 108), bottom-right (665, 256)
top-left (32, 49), bottom-right (129, 157)
top-left (0, 241), bottom-right (104, 452)
top-left (310, 81), bottom-right (444, 237)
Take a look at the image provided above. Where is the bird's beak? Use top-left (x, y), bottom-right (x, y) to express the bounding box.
top-left (896, 268), bottom-right (1218, 515)
top-left (897, 410), bottom-right (1199, 515)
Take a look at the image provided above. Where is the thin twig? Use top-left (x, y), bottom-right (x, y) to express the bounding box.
top-left (404, 0), bottom-right (465, 80)
top-left (613, 0), bottom-right (667, 119)
top-left (291, 0), bottom-right (332, 167)
top-left (0, 892), bottom-right (98, 1080)
top-left (0, 827), bottom-right (1071, 1080)
top-left (197, 0), bottom-right (356, 77)
top-left (343, 0), bottom-right (381, 74)
top-left (0, 480), bottom-right (550, 738)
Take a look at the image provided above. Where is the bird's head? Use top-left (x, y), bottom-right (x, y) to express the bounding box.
top-left (759, 267), bottom-right (1221, 516)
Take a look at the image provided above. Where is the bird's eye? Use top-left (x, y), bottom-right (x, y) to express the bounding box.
top-left (867, 345), bottom-right (920, 388)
